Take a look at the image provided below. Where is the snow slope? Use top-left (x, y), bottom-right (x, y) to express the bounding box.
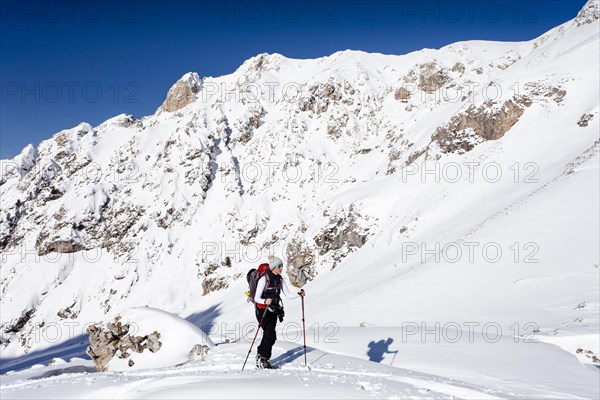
top-left (1, 327), bottom-right (597, 399)
top-left (1, 1), bottom-right (599, 398)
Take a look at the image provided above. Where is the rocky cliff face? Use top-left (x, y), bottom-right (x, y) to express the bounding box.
top-left (575, 0), bottom-right (599, 26)
top-left (159, 72), bottom-right (202, 113)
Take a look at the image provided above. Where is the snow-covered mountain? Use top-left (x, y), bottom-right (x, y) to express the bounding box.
top-left (1, 1), bottom-right (599, 398)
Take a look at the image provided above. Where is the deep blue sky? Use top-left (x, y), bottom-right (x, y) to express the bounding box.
top-left (0, 0), bottom-right (587, 159)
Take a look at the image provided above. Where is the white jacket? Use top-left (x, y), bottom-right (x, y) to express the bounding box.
top-left (254, 275), bottom-right (300, 305)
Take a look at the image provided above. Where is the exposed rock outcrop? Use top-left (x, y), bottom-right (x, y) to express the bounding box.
top-left (188, 344), bottom-right (210, 362)
top-left (286, 239), bottom-right (316, 287)
top-left (4, 309), bottom-right (35, 334)
top-left (201, 276), bottom-right (230, 296)
top-left (198, 260), bottom-right (233, 296)
top-left (403, 62), bottom-right (450, 93)
top-left (431, 96), bottom-right (530, 154)
top-left (526, 82), bottom-right (566, 104)
top-left (57, 300), bottom-right (80, 320)
top-left (299, 80), bottom-right (355, 114)
top-left (86, 318), bottom-right (162, 372)
top-left (451, 62), bottom-right (465, 74)
top-left (0, 199), bottom-right (24, 251)
top-left (314, 207), bottom-right (369, 267)
top-left (574, 0), bottom-right (599, 26)
top-left (394, 87), bottom-right (411, 103)
top-left (159, 72), bottom-right (202, 113)
top-left (577, 113), bottom-right (594, 127)
top-left (234, 105), bottom-right (265, 144)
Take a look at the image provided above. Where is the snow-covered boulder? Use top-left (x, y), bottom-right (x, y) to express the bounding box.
top-left (87, 307), bottom-right (214, 372)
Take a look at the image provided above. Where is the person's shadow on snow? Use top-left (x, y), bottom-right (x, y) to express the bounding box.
top-left (367, 338), bottom-right (397, 363)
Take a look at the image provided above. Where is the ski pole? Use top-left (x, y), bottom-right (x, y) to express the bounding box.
top-left (390, 350), bottom-right (398, 365)
top-left (242, 305), bottom-right (269, 371)
top-left (301, 293), bottom-right (307, 367)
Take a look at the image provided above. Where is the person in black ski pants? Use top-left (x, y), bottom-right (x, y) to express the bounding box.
top-left (253, 255), bottom-right (305, 369)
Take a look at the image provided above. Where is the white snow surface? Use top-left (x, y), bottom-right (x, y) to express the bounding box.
top-left (1, 1), bottom-right (599, 398)
top-left (1, 327), bottom-right (597, 399)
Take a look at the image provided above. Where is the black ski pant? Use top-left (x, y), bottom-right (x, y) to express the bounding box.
top-left (255, 306), bottom-right (277, 360)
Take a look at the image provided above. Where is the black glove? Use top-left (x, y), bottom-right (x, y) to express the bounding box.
top-left (267, 297), bottom-right (280, 312)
